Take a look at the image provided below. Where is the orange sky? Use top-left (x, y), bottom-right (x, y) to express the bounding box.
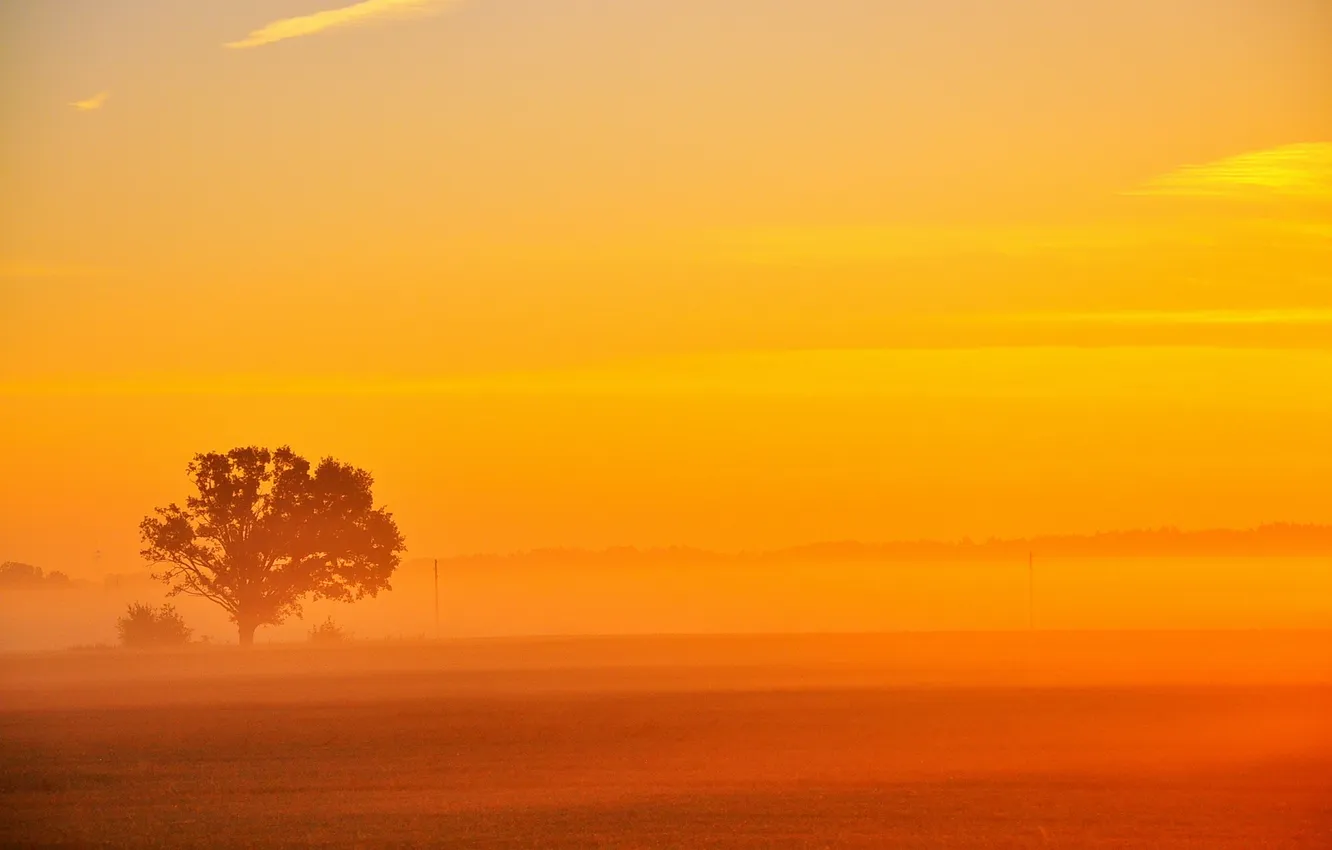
top-left (2, 0), bottom-right (1331, 577)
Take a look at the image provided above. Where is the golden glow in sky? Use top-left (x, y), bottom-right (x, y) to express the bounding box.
top-left (1, 0), bottom-right (1330, 579)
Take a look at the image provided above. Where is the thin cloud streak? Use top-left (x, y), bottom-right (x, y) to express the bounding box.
top-left (7, 346), bottom-right (1332, 400)
top-left (0, 263), bottom-right (122, 280)
top-left (225, 0), bottom-right (464, 49)
top-left (701, 217), bottom-right (1328, 266)
top-left (70, 92), bottom-right (108, 111)
top-left (709, 224), bottom-right (1179, 265)
top-left (991, 308), bottom-right (1332, 326)
top-left (9, 312), bottom-right (1332, 398)
top-left (1126, 143), bottom-right (1332, 200)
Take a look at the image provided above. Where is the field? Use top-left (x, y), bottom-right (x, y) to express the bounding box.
top-left (3, 633), bottom-right (1331, 848)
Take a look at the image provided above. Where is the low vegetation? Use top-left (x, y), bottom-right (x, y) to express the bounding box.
top-left (309, 616), bottom-right (351, 644)
top-left (115, 603), bottom-right (193, 648)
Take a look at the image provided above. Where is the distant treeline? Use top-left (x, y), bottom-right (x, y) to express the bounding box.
top-left (9, 525), bottom-right (1332, 588)
top-left (0, 563), bottom-right (139, 592)
top-left (0, 561), bottom-right (76, 588)
top-left (441, 524), bottom-right (1332, 569)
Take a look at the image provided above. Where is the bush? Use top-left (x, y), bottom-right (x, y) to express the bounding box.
top-left (309, 616), bottom-right (351, 644)
top-left (116, 603), bottom-right (193, 648)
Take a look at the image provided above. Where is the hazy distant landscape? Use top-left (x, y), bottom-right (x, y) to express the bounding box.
top-left (6, 554), bottom-right (1330, 847)
top-left (4, 524), bottom-right (1331, 650)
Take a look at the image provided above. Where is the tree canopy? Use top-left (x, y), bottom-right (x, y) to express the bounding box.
top-left (140, 446), bottom-right (406, 645)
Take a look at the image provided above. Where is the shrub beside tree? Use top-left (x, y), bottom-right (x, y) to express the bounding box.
top-left (116, 603), bottom-right (193, 648)
top-left (308, 616), bottom-right (351, 644)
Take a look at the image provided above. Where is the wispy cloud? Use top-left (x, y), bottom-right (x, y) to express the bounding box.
top-left (0, 263), bottom-right (121, 280)
top-left (697, 216), bottom-right (1332, 266)
top-left (980, 308), bottom-right (1332, 327)
top-left (705, 224), bottom-right (1172, 265)
top-left (1126, 143), bottom-right (1332, 200)
top-left (8, 346), bottom-right (1332, 398)
top-left (70, 92), bottom-right (108, 111)
top-left (225, 0), bottom-right (463, 49)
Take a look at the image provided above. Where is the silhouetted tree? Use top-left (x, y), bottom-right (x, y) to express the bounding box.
top-left (139, 446), bottom-right (406, 646)
top-left (117, 603), bottom-right (193, 648)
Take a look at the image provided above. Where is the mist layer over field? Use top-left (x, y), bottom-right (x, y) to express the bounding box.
top-left (4, 554), bottom-right (1329, 651)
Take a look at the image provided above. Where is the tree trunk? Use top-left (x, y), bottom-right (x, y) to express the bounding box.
top-left (238, 620), bottom-right (258, 647)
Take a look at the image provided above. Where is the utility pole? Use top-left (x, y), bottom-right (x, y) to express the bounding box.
top-left (433, 558), bottom-right (440, 640)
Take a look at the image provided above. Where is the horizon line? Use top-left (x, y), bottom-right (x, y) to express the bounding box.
top-left (412, 522), bottom-right (1332, 564)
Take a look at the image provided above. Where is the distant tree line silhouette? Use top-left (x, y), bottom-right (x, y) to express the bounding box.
top-left (438, 524), bottom-right (1332, 569)
top-left (0, 561), bottom-right (72, 588)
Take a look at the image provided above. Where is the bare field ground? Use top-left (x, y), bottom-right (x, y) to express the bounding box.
top-left (3, 633), bottom-right (1331, 848)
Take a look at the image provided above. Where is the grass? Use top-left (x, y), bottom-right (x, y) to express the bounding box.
top-left (2, 635), bottom-right (1330, 847)
top-left (3, 685), bottom-right (1331, 847)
